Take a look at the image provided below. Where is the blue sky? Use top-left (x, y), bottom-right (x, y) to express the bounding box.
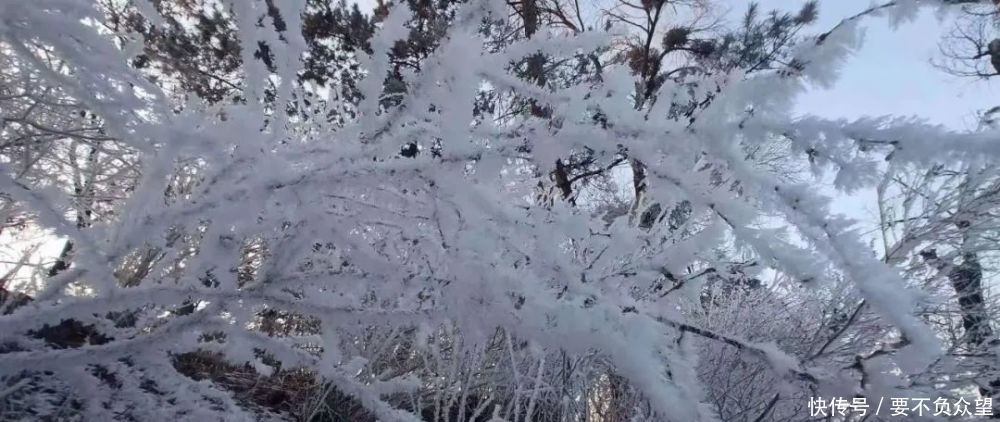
top-left (755, 0), bottom-right (1000, 129)
top-left (740, 1), bottom-right (999, 224)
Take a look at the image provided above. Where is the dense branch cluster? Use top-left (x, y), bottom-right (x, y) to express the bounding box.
top-left (1, 0), bottom-right (1000, 421)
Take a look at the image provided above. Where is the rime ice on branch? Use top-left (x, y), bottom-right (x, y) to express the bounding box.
top-left (1, 0), bottom-right (999, 421)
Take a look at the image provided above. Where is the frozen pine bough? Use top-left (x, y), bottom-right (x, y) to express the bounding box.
top-left (0, 0), bottom-right (999, 420)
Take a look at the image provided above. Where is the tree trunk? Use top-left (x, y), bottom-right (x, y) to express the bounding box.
top-left (949, 253), bottom-right (992, 347)
top-left (521, 0), bottom-right (547, 117)
top-left (950, 253), bottom-right (1000, 418)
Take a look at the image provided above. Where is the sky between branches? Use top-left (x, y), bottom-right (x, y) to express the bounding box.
top-left (755, 0), bottom-right (999, 225)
